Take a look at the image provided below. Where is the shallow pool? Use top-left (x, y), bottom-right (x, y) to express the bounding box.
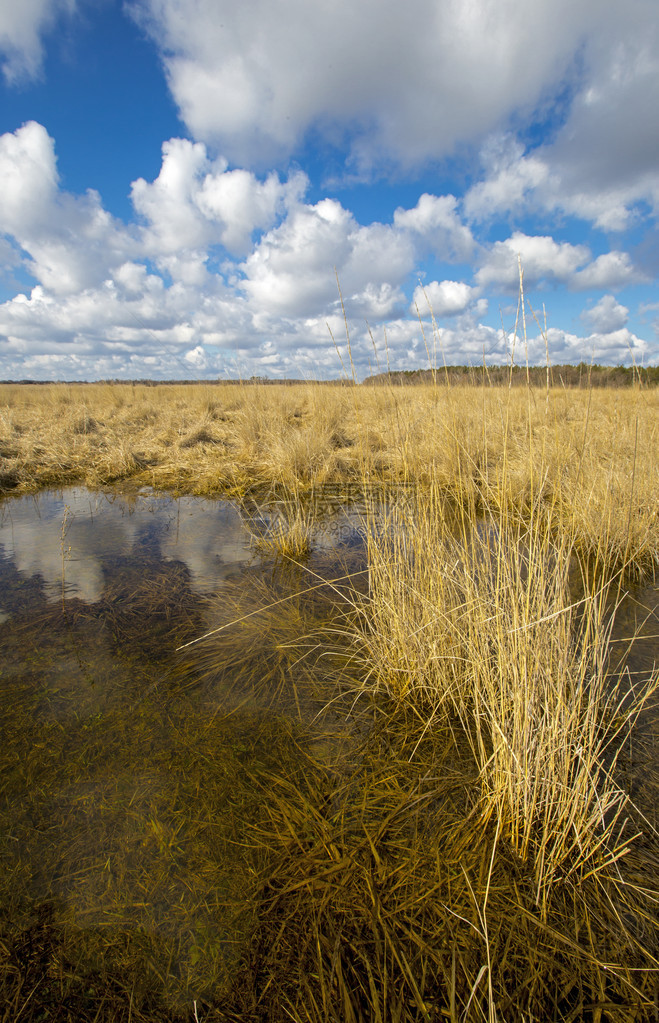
top-left (0, 487), bottom-right (365, 1014)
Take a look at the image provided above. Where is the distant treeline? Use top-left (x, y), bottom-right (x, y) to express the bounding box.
top-left (2, 365), bottom-right (658, 387)
top-left (362, 364), bottom-right (659, 388)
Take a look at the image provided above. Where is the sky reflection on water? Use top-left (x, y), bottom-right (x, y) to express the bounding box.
top-left (0, 487), bottom-right (252, 608)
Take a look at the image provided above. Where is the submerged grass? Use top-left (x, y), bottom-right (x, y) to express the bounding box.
top-left (221, 743), bottom-right (659, 1022)
top-left (238, 486), bottom-right (317, 560)
top-left (0, 550), bottom-right (343, 1021)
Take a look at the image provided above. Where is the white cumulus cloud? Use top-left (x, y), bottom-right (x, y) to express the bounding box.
top-left (131, 137), bottom-right (307, 259)
top-left (127, 0), bottom-right (629, 171)
top-left (0, 122), bottom-right (137, 295)
top-left (240, 198), bottom-right (415, 318)
top-left (476, 233), bottom-right (590, 290)
top-left (581, 295), bottom-right (629, 333)
top-left (465, 133), bottom-right (659, 233)
top-left (0, 0), bottom-right (76, 83)
top-left (0, 121), bottom-right (59, 233)
top-left (464, 139), bottom-right (553, 224)
top-left (572, 252), bottom-right (642, 291)
top-left (476, 233), bottom-right (643, 293)
top-left (411, 280), bottom-right (477, 318)
top-left (393, 194), bottom-right (475, 262)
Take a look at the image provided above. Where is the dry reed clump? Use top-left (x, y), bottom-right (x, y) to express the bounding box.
top-left (343, 481), bottom-right (659, 908)
top-left (71, 412), bottom-right (99, 435)
top-left (178, 425), bottom-right (221, 449)
top-left (227, 385), bottom-right (352, 488)
top-left (239, 491), bottom-right (316, 560)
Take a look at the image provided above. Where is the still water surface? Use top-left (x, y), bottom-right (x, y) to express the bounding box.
top-left (0, 487), bottom-right (657, 1015)
top-left (0, 487), bottom-right (364, 1012)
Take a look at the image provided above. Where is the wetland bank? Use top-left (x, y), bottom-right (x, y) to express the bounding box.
top-left (0, 378), bottom-right (658, 1021)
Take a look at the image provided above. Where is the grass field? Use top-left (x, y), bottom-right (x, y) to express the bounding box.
top-left (1, 375), bottom-right (658, 1020)
top-left (0, 379), bottom-right (657, 574)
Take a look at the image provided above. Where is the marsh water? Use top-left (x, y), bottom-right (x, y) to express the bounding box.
top-left (0, 487), bottom-right (369, 1015)
top-left (0, 487), bottom-right (657, 1017)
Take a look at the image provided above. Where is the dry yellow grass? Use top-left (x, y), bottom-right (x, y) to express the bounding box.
top-left (0, 379), bottom-right (657, 573)
top-left (343, 485), bottom-right (658, 912)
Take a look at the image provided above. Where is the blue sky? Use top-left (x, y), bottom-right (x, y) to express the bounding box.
top-left (1, 0), bottom-right (658, 380)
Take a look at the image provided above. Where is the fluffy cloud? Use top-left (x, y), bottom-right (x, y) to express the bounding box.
top-left (0, 125), bottom-right (432, 377)
top-left (21, 193), bottom-right (137, 294)
top-left (240, 199), bottom-right (415, 318)
top-left (464, 139), bottom-right (553, 224)
top-left (0, 272), bottom-right (253, 380)
top-left (411, 280), bottom-right (478, 318)
top-left (346, 282), bottom-right (407, 321)
top-left (572, 252), bottom-right (642, 291)
top-left (184, 344), bottom-right (207, 368)
top-left (543, 327), bottom-right (652, 366)
top-left (0, 123), bottom-right (137, 295)
top-left (476, 233), bottom-right (642, 292)
top-left (0, 124), bottom-right (310, 299)
top-left (0, 0), bottom-right (75, 82)
top-left (128, 0), bottom-right (633, 170)
top-left (476, 233), bottom-right (589, 290)
top-left (0, 121), bottom-right (58, 233)
top-left (581, 295), bottom-right (629, 333)
top-left (465, 136), bottom-right (659, 232)
top-left (131, 137), bottom-right (307, 258)
top-left (393, 195), bottom-right (475, 262)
